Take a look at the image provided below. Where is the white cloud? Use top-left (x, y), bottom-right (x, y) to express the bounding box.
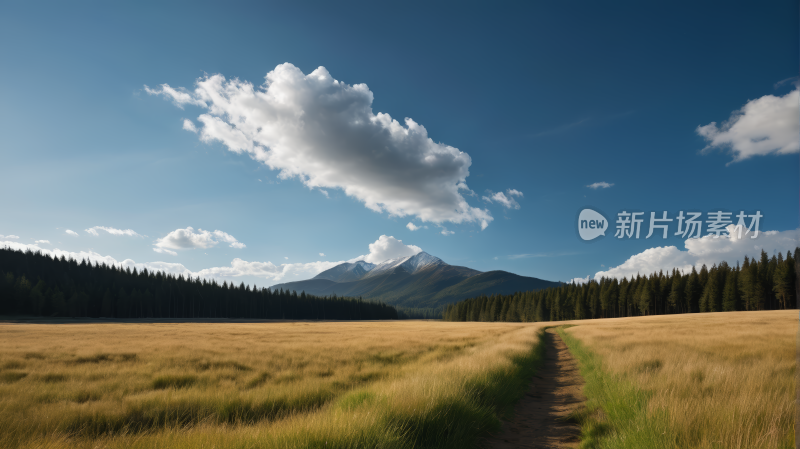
top-left (144, 84), bottom-right (206, 109)
top-left (0, 234), bottom-right (429, 287)
top-left (587, 182), bottom-right (613, 189)
top-left (570, 275), bottom-right (591, 285)
top-left (65, 230), bottom-right (79, 237)
top-left (697, 88), bottom-right (800, 163)
top-left (154, 227), bottom-right (245, 250)
top-left (319, 253), bottom-right (325, 257)
top-left (153, 247), bottom-right (178, 256)
top-left (35, 240), bottom-right (50, 245)
top-left (85, 226), bottom-right (142, 237)
top-left (774, 76), bottom-right (799, 89)
top-left (406, 222), bottom-right (421, 231)
top-left (183, 119), bottom-right (198, 133)
top-left (195, 259), bottom-right (342, 284)
top-left (350, 235), bottom-right (422, 264)
top-left (585, 225), bottom-right (800, 281)
top-left (148, 63), bottom-right (495, 230)
top-left (0, 239), bottom-right (334, 285)
top-left (482, 190), bottom-right (521, 209)
top-left (0, 235), bottom-right (19, 239)
top-left (284, 257), bottom-right (289, 260)
top-left (440, 228), bottom-right (455, 235)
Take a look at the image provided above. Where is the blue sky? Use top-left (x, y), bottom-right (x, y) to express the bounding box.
top-left (1, 0), bottom-right (798, 287)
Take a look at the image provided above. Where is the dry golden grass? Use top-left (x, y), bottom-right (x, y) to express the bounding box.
top-left (0, 320), bottom-right (547, 448)
top-left (563, 310), bottom-right (796, 449)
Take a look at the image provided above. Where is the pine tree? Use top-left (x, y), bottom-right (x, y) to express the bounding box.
top-left (750, 259), bottom-right (765, 310)
top-left (618, 278), bottom-right (629, 317)
top-left (51, 288), bottom-right (67, 316)
top-left (773, 252), bottom-right (792, 309)
top-left (638, 277), bottom-right (652, 315)
top-left (685, 267), bottom-right (700, 313)
top-left (668, 270), bottom-right (684, 313)
top-left (588, 282), bottom-right (600, 319)
top-left (534, 295), bottom-right (545, 322)
top-left (30, 280), bottom-right (46, 315)
top-left (722, 266), bottom-right (740, 311)
top-left (701, 265), bottom-right (722, 312)
top-left (101, 289), bottom-right (114, 317)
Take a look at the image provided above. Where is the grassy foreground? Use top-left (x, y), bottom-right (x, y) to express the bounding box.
top-left (559, 310), bottom-right (795, 449)
top-left (0, 320), bottom-right (546, 448)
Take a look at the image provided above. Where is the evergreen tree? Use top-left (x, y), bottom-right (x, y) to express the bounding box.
top-left (574, 283), bottom-right (586, 320)
top-left (685, 267), bottom-right (700, 313)
top-left (700, 265), bottom-right (722, 313)
top-left (101, 289), bottom-right (114, 317)
top-left (773, 252), bottom-right (793, 309)
top-left (667, 270), bottom-right (684, 313)
top-left (722, 266), bottom-right (740, 311)
top-left (638, 277), bottom-right (652, 315)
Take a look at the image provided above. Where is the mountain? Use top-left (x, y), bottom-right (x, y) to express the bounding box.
top-left (270, 252), bottom-right (560, 308)
top-left (314, 260), bottom-right (376, 282)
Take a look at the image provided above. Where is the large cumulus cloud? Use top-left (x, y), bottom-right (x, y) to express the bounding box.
top-left (351, 235), bottom-right (422, 264)
top-left (146, 63), bottom-right (494, 229)
top-left (697, 88), bottom-right (799, 163)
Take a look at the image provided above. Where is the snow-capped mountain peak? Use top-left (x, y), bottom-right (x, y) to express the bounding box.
top-left (363, 252), bottom-right (446, 278)
top-left (312, 260), bottom-right (375, 282)
top-left (349, 260), bottom-right (376, 272)
top-left (402, 251), bottom-right (444, 272)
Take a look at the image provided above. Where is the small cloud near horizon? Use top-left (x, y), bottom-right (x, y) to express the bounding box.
top-left (587, 182), bottom-right (614, 189)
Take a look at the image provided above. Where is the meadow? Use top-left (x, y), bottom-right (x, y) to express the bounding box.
top-left (560, 310), bottom-right (796, 449)
top-left (0, 311), bottom-right (795, 449)
top-left (0, 320), bottom-right (546, 448)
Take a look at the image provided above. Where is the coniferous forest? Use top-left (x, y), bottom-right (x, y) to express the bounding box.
top-left (0, 248), bottom-right (398, 320)
top-left (443, 248), bottom-right (798, 322)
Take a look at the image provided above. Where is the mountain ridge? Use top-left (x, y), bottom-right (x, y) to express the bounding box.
top-left (272, 251), bottom-right (560, 308)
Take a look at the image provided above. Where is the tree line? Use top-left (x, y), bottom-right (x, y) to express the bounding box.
top-left (0, 248), bottom-right (398, 320)
top-left (443, 248), bottom-right (798, 322)
top-left (395, 306), bottom-right (443, 320)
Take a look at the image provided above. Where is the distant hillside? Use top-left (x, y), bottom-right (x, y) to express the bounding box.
top-left (271, 252), bottom-right (560, 308)
top-left (429, 271), bottom-right (562, 305)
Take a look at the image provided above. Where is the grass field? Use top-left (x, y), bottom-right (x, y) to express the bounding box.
top-left (0, 320), bottom-right (546, 448)
top-left (560, 310), bottom-right (796, 449)
top-left (1, 311), bottom-right (794, 449)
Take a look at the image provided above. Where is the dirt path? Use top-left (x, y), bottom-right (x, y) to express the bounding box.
top-left (481, 328), bottom-right (586, 449)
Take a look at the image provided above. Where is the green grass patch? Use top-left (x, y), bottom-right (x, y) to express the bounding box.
top-left (336, 390), bottom-right (376, 410)
top-left (392, 327), bottom-right (548, 448)
top-left (556, 327), bottom-right (675, 449)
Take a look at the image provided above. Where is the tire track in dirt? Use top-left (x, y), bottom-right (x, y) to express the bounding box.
top-left (482, 327), bottom-right (586, 449)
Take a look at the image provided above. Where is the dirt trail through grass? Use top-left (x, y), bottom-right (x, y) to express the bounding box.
top-left (482, 327), bottom-right (585, 449)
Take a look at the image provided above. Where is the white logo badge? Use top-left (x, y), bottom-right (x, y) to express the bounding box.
top-left (578, 209), bottom-right (608, 241)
